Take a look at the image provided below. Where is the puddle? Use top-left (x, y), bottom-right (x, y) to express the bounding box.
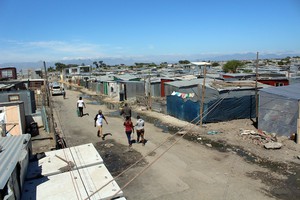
top-left (79, 94), bottom-right (92, 99)
top-left (86, 101), bottom-right (102, 105)
top-left (107, 110), bottom-right (121, 118)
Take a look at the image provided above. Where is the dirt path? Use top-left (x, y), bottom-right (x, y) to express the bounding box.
top-left (51, 87), bottom-right (300, 200)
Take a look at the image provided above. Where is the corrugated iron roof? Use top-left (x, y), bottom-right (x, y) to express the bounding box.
top-left (0, 134), bottom-right (31, 189)
top-left (165, 78), bottom-right (213, 88)
top-left (0, 84), bottom-right (14, 89)
top-left (113, 74), bottom-right (139, 81)
top-left (165, 78), bottom-right (270, 91)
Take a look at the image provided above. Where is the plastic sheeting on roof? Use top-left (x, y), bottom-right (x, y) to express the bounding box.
top-left (258, 84), bottom-right (300, 136)
top-left (259, 83), bottom-right (300, 100)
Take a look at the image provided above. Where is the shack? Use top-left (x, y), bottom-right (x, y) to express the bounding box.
top-left (258, 83), bottom-right (300, 136)
top-left (165, 78), bottom-right (270, 123)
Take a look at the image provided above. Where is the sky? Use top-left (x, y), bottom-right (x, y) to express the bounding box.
top-left (0, 0), bottom-right (299, 64)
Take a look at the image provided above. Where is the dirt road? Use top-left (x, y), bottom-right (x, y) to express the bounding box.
top-left (51, 87), bottom-right (298, 200)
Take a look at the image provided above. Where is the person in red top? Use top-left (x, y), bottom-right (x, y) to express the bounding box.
top-left (123, 116), bottom-right (134, 147)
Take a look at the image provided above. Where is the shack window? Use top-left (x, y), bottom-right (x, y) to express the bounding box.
top-left (8, 94), bottom-right (20, 102)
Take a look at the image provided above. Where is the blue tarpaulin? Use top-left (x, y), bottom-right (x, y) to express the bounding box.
top-left (167, 95), bottom-right (256, 124)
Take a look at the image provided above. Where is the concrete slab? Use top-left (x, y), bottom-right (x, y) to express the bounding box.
top-left (26, 143), bottom-right (103, 179)
top-left (22, 164), bottom-right (123, 200)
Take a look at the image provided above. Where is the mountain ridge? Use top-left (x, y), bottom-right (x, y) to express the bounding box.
top-left (0, 52), bottom-right (299, 70)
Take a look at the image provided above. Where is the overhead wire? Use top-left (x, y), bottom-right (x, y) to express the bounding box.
top-left (57, 74), bottom-right (257, 199)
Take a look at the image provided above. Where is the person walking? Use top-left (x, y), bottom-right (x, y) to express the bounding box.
top-left (62, 88), bottom-right (66, 99)
top-left (135, 115), bottom-right (145, 145)
top-left (123, 116), bottom-right (134, 147)
top-left (94, 110), bottom-right (108, 140)
top-left (77, 97), bottom-right (88, 117)
top-left (120, 103), bottom-right (132, 120)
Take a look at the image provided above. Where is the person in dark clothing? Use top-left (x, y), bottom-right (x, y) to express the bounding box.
top-left (62, 88), bottom-right (66, 99)
top-left (120, 103), bottom-right (132, 119)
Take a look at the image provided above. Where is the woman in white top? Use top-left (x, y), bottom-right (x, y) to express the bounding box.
top-left (135, 115), bottom-right (145, 145)
top-left (94, 110), bottom-right (108, 140)
top-left (77, 97), bottom-right (87, 117)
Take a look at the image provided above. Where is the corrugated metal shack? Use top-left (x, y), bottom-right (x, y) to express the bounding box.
top-left (0, 90), bottom-right (36, 115)
top-left (0, 134), bottom-right (32, 200)
top-left (258, 83), bottom-right (300, 136)
top-left (165, 78), bottom-right (270, 123)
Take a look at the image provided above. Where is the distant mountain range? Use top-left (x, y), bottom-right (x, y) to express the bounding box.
top-left (0, 52), bottom-right (299, 70)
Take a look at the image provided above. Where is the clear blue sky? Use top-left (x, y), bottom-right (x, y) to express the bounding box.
top-left (0, 0), bottom-right (299, 63)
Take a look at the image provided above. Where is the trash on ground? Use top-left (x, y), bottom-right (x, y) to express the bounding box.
top-left (240, 129), bottom-right (277, 147)
top-left (177, 131), bottom-right (187, 135)
top-left (104, 143), bottom-right (114, 148)
top-left (240, 129), bottom-right (257, 135)
top-left (207, 130), bottom-right (222, 135)
top-left (264, 142), bottom-right (283, 149)
top-left (206, 143), bottom-right (212, 147)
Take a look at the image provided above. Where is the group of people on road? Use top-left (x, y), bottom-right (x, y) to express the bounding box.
top-left (76, 97), bottom-right (146, 147)
top-left (121, 103), bottom-right (145, 147)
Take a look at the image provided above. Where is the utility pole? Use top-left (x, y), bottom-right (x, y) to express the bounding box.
top-left (297, 101), bottom-right (300, 144)
top-left (44, 61), bottom-right (50, 107)
top-left (255, 52), bottom-right (259, 126)
top-left (44, 61), bottom-right (54, 133)
top-left (199, 65), bottom-right (207, 126)
top-left (148, 69), bottom-right (152, 110)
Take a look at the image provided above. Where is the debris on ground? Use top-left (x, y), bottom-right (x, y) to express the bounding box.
top-left (239, 129), bottom-right (278, 147)
top-left (207, 130), bottom-right (222, 135)
top-left (264, 142), bottom-right (283, 149)
top-left (104, 143), bottom-right (114, 148)
top-left (206, 143), bottom-right (212, 148)
top-left (178, 131), bottom-right (187, 135)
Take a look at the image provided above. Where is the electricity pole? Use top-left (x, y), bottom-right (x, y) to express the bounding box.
top-left (255, 52), bottom-right (259, 126)
top-left (200, 65), bottom-right (207, 126)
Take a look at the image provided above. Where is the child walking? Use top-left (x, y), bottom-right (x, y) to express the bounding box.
top-left (94, 110), bottom-right (108, 140)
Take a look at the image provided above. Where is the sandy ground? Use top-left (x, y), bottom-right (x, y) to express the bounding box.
top-left (38, 85), bottom-right (300, 200)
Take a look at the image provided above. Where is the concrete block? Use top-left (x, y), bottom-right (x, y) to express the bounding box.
top-left (26, 143), bottom-right (103, 179)
top-left (22, 164), bottom-right (123, 200)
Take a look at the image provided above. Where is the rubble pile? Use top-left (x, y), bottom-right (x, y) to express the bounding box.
top-left (239, 129), bottom-right (282, 149)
